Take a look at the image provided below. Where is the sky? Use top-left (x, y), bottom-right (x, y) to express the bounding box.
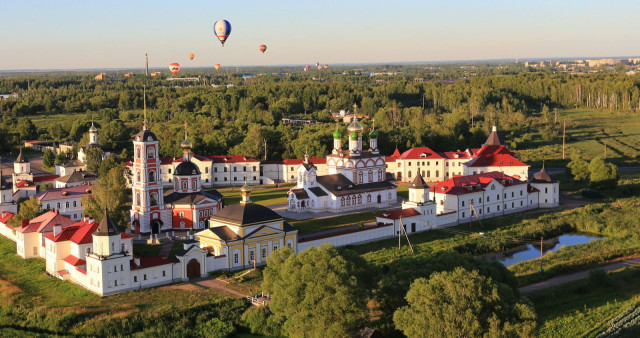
top-left (1, 0), bottom-right (639, 70)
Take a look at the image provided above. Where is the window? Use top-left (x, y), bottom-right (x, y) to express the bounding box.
top-left (520, 201), bottom-right (523, 206)
top-left (73, 201), bottom-right (77, 208)
top-left (115, 280), bottom-right (118, 286)
top-left (461, 200), bottom-right (465, 207)
top-left (234, 254), bottom-right (239, 264)
top-left (496, 194), bottom-right (500, 200)
top-left (497, 205), bottom-right (500, 211)
top-left (378, 169), bottom-right (383, 181)
top-left (114, 266), bottom-right (117, 272)
top-left (253, 166), bottom-right (256, 171)
top-left (545, 187), bottom-right (548, 193)
top-left (162, 270), bottom-right (166, 277)
top-left (224, 177), bottom-right (228, 181)
top-left (486, 207), bottom-right (490, 213)
top-left (261, 247), bottom-right (267, 259)
top-left (136, 148), bottom-right (141, 159)
top-left (224, 167), bottom-right (228, 172)
top-left (511, 192), bottom-right (514, 197)
top-left (341, 197), bottom-right (345, 206)
top-left (346, 196), bottom-right (351, 206)
top-left (65, 202), bottom-right (69, 209)
top-left (46, 204), bottom-right (50, 210)
top-left (367, 194), bottom-right (371, 203)
top-left (144, 274), bottom-right (147, 280)
top-left (147, 147), bottom-right (155, 159)
top-left (234, 177), bottom-right (237, 181)
top-left (136, 193), bottom-right (141, 206)
top-left (358, 195), bottom-right (362, 204)
top-left (408, 171), bottom-right (412, 178)
top-left (273, 244), bottom-right (278, 252)
top-left (148, 171), bottom-right (156, 182)
top-left (214, 167), bottom-right (218, 172)
top-left (134, 276), bottom-right (138, 282)
top-left (440, 200), bottom-right (443, 205)
top-left (249, 250), bottom-right (255, 262)
top-left (233, 167), bottom-right (237, 172)
top-left (486, 196), bottom-right (490, 202)
top-left (182, 181), bottom-right (187, 190)
top-left (243, 166), bottom-right (247, 172)
top-left (168, 168), bottom-right (172, 174)
top-left (520, 190), bottom-right (523, 196)
top-left (120, 264), bottom-right (124, 271)
top-left (150, 192), bottom-right (158, 205)
top-left (435, 170), bottom-right (439, 177)
top-left (358, 171), bottom-right (363, 183)
top-left (462, 211), bottom-right (465, 218)
top-left (179, 211), bottom-right (185, 218)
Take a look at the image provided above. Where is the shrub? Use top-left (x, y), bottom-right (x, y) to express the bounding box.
top-left (198, 318), bottom-right (235, 338)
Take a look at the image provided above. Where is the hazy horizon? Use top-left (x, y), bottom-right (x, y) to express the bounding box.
top-left (2, 0), bottom-right (640, 71)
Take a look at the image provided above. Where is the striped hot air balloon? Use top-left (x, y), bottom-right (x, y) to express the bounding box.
top-left (213, 20), bottom-right (232, 46)
top-left (259, 44), bottom-right (267, 54)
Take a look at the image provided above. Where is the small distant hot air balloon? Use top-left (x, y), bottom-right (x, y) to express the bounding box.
top-left (213, 20), bottom-right (232, 46)
top-left (304, 65), bottom-right (310, 72)
top-left (214, 64), bottom-right (221, 71)
top-left (315, 62), bottom-right (320, 67)
top-left (169, 63), bottom-right (180, 76)
top-left (188, 53), bottom-right (195, 60)
top-left (259, 44), bottom-right (267, 54)
top-left (317, 65), bottom-right (322, 70)
top-left (324, 65), bottom-right (329, 69)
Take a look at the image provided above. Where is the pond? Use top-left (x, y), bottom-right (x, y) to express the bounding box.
top-left (478, 233), bottom-right (603, 267)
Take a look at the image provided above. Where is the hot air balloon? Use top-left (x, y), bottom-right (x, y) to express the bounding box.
top-left (188, 53), bottom-right (195, 60)
top-left (317, 65), bottom-right (322, 70)
top-left (169, 63), bottom-right (180, 76)
top-left (304, 65), bottom-right (310, 72)
top-left (259, 44), bottom-right (267, 54)
top-left (315, 62), bottom-right (320, 67)
top-left (214, 64), bottom-right (221, 71)
top-left (213, 20), bottom-right (232, 46)
top-left (324, 65), bottom-right (329, 69)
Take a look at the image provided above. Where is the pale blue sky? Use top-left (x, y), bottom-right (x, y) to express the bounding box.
top-left (1, 0), bottom-right (639, 70)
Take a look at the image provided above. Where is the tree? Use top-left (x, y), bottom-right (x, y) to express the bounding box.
top-left (589, 156), bottom-right (619, 189)
top-left (84, 146), bottom-right (104, 174)
top-left (43, 149), bottom-right (55, 168)
top-left (566, 152), bottom-right (590, 181)
top-left (81, 165), bottom-right (128, 228)
top-left (393, 267), bottom-right (537, 338)
top-left (98, 155), bottom-right (120, 178)
top-left (262, 245), bottom-right (372, 337)
top-left (197, 318), bottom-right (235, 338)
top-left (9, 197), bottom-right (42, 227)
top-left (55, 152), bottom-right (68, 164)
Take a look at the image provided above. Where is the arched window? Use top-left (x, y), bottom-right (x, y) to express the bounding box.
top-left (147, 147), bottom-right (155, 159)
top-left (359, 171), bottom-right (364, 183)
top-left (179, 211), bottom-right (185, 218)
top-left (136, 170), bottom-right (141, 182)
top-left (148, 171), bottom-right (156, 182)
top-left (367, 194), bottom-right (371, 203)
top-left (192, 180), bottom-right (197, 189)
top-left (408, 171), bottom-right (412, 178)
top-left (346, 196), bottom-right (351, 206)
top-left (136, 148), bottom-right (141, 159)
top-left (174, 181), bottom-right (178, 190)
top-left (435, 170), bottom-right (439, 177)
top-left (368, 170), bottom-right (373, 182)
top-left (358, 195), bottom-right (362, 204)
top-left (422, 170), bottom-right (425, 177)
top-left (378, 169), bottom-right (383, 181)
top-left (182, 181), bottom-right (188, 190)
top-left (136, 193), bottom-right (141, 206)
top-left (205, 167), bottom-right (209, 174)
top-left (150, 192), bottom-right (158, 206)
top-left (341, 197), bottom-right (345, 206)
top-left (427, 170), bottom-right (430, 178)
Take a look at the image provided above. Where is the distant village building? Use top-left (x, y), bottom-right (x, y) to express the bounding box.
top-left (12, 148), bottom-right (59, 200)
top-left (55, 170), bottom-right (98, 188)
top-left (34, 184), bottom-right (94, 221)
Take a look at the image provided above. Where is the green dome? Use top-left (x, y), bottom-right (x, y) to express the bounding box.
top-left (350, 131), bottom-right (358, 141)
top-left (333, 128), bottom-right (342, 139)
top-left (369, 128), bottom-right (378, 139)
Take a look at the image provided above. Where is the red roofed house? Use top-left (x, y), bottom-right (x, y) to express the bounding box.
top-left (11, 148), bottom-right (60, 200)
top-left (429, 172), bottom-right (536, 221)
top-left (0, 211), bottom-right (16, 242)
top-left (14, 210), bottom-right (75, 259)
top-left (34, 184), bottom-right (94, 221)
top-left (394, 126), bottom-right (528, 183)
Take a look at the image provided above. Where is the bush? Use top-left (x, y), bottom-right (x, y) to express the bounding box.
top-left (198, 318), bottom-right (235, 338)
top-left (588, 269), bottom-right (612, 288)
top-left (241, 306), bottom-right (282, 336)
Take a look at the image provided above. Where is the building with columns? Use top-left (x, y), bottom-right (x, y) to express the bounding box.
top-left (197, 182), bottom-right (298, 270)
top-left (287, 117), bottom-right (397, 213)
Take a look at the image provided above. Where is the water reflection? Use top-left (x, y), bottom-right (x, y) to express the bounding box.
top-left (478, 234), bottom-right (603, 267)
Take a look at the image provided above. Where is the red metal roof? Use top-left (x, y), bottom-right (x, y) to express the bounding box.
top-left (385, 156), bottom-right (398, 163)
top-left (63, 255), bottom-right (86, 267)
top-left (400, 147), bottom-right (445, 160)
top-left (44, 224), bottom-right (82, 242)
top-left (15, 211), bottom-right (75, 234)
top-left (15, 180), bottom-right (36, 188)
top-left (69, 221), bottom-right (100, 244)
top-left (465, 153), bottom-right (528, 168)
top-left (130, 256), bottom-right (174, 270)
top-left (376, 208), bottom-right (421, 220)
top-left (33, 174), bottom-right (60, 183)
top-left (121, 232), bottom-right (134, 239)
top-left (34, 184), bottom-right (94, 202)
top-left (0, 211), bottom-right (15, 224)
top-left (430, 172), bottom-right (526, 195)
top-left (282, 157), bottom-right (326, 165)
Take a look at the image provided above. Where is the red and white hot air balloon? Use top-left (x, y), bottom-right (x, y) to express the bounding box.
top-left (169, 63), bottom-right (180, 76)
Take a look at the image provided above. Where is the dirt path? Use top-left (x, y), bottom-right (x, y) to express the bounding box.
top-left (519, 255), bottom-right (640, 295)
top-left (189, 277), bottom-right (246, 298)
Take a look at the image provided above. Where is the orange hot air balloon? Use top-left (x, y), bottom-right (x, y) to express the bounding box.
top-left (259, 44), bottom-right (267, 54)
top-left (188, 53), bottom-right (195, 60)
top-left (169, 63), bottom-right (181, 76)
top-left (324, 65), bottom-right (329, 69)
top-left (214, 64), bottom-right (221, 71)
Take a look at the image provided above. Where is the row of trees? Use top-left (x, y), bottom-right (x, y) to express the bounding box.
top-left (566, 154), bottom-right (620, 189)
top-left (256, 245), bottom-right (537, 337)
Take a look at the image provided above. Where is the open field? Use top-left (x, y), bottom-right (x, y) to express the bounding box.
top-left (517, 109), bottom-right (640, 168)
top-left (288, 209), bottom-right (384, 235)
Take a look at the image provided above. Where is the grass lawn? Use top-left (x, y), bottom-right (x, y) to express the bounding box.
top-left (219, 186), bottom-right (289, 206)
top-left (132, 243), bottom-right (162, 257)
top-left (531, 267), bottom-right (640, 337)
top-left (289, 209), bottom-right (387, 235)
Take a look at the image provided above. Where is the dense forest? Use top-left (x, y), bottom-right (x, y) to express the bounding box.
top-left (1, 64), bottom-right (639, 160)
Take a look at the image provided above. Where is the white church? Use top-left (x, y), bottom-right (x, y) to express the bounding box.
top-left (287, 117), bottom-right (397, 213)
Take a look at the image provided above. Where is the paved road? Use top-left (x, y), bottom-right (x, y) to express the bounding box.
top-left (519, 255), bottom-right (640, 295)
